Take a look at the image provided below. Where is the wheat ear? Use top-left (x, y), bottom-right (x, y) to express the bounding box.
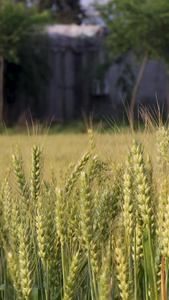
top-left (19, 224), bottom-right (34, 300)
top-left (115, 239), bottom-right (130, 300)
top-left (63, 251), bottom-right (80, 300)
top-left (30, 145), bottom-right (42, 202)
top-left (12, 148), bottom-right (30, 200)
top-left (80, 171), bottom-right (94, 249)
top-left (64, 152), bottom-right (91, 196)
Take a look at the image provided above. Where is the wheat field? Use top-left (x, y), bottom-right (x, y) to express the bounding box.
top-left (0, 129), bottom-right (155, 178)
top-left (0, 126), bottom-right (167, 300)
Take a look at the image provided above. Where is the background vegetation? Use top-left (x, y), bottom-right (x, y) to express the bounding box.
top-left (99, 0), bottom-right (169, 126)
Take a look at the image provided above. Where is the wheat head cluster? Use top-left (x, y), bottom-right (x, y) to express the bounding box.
top-left (0, 127), bottom-right (169, 300)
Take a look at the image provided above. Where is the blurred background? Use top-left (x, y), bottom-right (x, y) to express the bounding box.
top-left (1, 0), bottom-right (168, 128)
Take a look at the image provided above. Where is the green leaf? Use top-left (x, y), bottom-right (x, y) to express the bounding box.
top-left (99, 0), bottom-right (169, 67)
top-left (30, 286), bottom-right (42, 300)
top-left (143, 227), bottom-right (158, 300)
top-left (0, 284), bottom-right (5, 290)
top-left (55, 290), bottom-right (62, 300)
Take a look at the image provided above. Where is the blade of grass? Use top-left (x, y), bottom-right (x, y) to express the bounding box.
top-left (161, 255), bottom-right (166, 300)
top-left (143, 227), bottom-right (158, 300)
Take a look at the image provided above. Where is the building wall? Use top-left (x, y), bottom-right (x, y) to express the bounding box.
top-left (44, 35), bottom-right (109, 122)
top-left (44, 35), bottom-right (168, 122)
top-left (8, 34), bottom-right (168, 125)
top-left (106, 56), bottom-right (167, 119)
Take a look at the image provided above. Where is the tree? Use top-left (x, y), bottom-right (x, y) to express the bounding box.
top-left (56, 0), bottom-right (81, 11)
top-left (99, 0), bottom-right (169, 126)
top-left (0, 0), bottom-right (50, 123)
top-left (3, 34), bottom-right (51, 125)
top-left (30, 0), bottom-right (83, 23)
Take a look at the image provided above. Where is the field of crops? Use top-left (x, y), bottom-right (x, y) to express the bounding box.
top-left (0, 126), bottom-right (168, 299)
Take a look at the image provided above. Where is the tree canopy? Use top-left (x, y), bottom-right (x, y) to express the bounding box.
top-left (35, 0), bottom-right (81, 11)
top-left (0, 0), bottom-right (49, 63)
top-left (17, 0), bottom-right (83, 23)
top-left (99, 0), bottom-right (169, 124)
top-left (0, 0), bottom-right (50, 123)
top-left (100, 0), bottom-right (169, 63)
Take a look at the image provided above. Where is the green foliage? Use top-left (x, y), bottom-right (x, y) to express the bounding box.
top-left (100, 0), bottom-right (169, 67)
top-left (0, 0), bottom-right (50, 63)
top-left (4, 33), bottom-right (52, 123)
top-left (36, 0), bottom-right (82, 23)
top-left (50, 0), bottom-right (81, 10)
top-left (36, 0), bottom-right (81, 11)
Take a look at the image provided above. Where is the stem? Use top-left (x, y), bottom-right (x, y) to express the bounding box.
top-left (92, 267), bottom-right (98, 300)
top-left (148, 228), bottom-right (158, 300)
top-left (38, 259), bottom-right (45, 300)
top-left (143, 227), bottom-right (158, 300)
top-left (45, 261), bottom-right (50, 300)
top-left (143, 236), bottom-right (149, 300)
top-left (88, 250), bottom-right (95, 300)
top-left (165, 260), bottom-right (168, 300)
top-left (134, 230), bottom-right (139, 300)
top-left (161, 255), bottom-right (166, 300)
top-left (61, 240), bottom-right (68, 298)
top-left (166, 73), bottom-right (169, 122)
top-left (129, 50), bottom-right (149, 129)
top-left (0, 56), bottom-right (4, 124)
top-left (126, 239), bottom-right (132, 285)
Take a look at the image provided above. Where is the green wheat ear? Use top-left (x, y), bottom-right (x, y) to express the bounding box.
top-left (63, 251), bottom-right (81, 300)
top-left (36, 195), bottom-right (47, 265)
top-left (19, 224), bottom-right (34, 300)
top-left (131, 140), bottom-right (152, 228)
top-left (12, 149), bottom-right (30, 198)
top-left (156, 126), bottom-right (169, 172)
top-left (12, 148), bottom-right (30, 224)
top-left (80, 171), bottom-right (94, 249)
top-left (88, 154), bottom-right (105, 185)
top-left (131, 139), bottom-right (158, 300)
top-left (7, 251), bottom-right (23, 299)
top-left (30, 145), bottom-right (42, 202)
top-left (55, 187), bottom-right (67, 245)
top-left (1, 175), bottom-right (12, 236)
top-left (99, 240), bottom-right (112, 300)
top-left (88, 128), bottom-right (96, 151)
top-left (64, 152), bottom-right (91, 196)
top-left (123, 152), bottom-right (133, 254)
top-left (162, 195), bottom-right (169, 259)
top-left (115, 238), bottom-right (131, 300)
